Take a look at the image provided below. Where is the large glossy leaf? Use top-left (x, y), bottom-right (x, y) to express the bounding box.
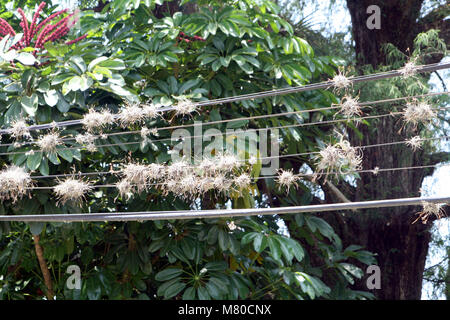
top-left (26, 151), bottom-right (42, 171)
top-left (155, 268), bottom-right (183, 281)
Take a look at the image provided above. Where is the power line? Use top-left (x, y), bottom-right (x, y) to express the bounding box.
top-left (27, 163), bottom-right (450, 189)
top-left (27, 136), bottom-right (449, 180)
top-left (2, 106), bottom-right (448, 157)
top-left (1, 62), bottom-right (448, 134)
top-left (0, 195), bottom-right (448, 222)
top-left (1, 90), bottom-right (447, 149)
top-left (50, 90), bottom-right (450, 143)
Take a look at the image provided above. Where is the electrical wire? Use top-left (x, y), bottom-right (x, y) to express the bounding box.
top-left (27, 163), bottom-right (450, 190)
top-left (1, 90), bottom-right (447, 149)
top-left (1, 106), bottom-right (449, 157)
top-left (1, 61), bottom-right (448, 134)
top-left (26, 135), bottom-right (450, 180)
top-left (0, 195), bottom-right (448, 222)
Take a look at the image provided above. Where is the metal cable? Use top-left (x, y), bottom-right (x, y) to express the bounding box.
top-left (1, 62), bottom-right (448, 134)
top-left (1, 90), bottom-right (447, 148)
top-left (2, 106), bottom-right (449, 157)
top-left (28, 163), bottom-right (449, 189)
top-left (27, 136), bottom-right (450, 180)
top-left (0, 195), bottom-right (448, 222)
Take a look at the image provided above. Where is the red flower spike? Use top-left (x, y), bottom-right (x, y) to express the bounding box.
top-left (66, 34), bottom-right (87, 45)
top-left (33, 9), bottom-right (68, 38)
top-left (17, 9), bottom-right (29, 46)
top-left (2, 3), bottom-right (86, 62)
top-left (29, 2), bottom-right (46, 42)
top-left (0, 18), bottom-right (15, 36)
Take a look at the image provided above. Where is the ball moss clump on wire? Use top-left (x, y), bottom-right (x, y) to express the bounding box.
top-left (337, 95), bottom-right (363, 118)
top-left (10, 119), bottom-right (31, 140)
top-left (315, 138), bottom-right (363, 178)
top-left (118, 103), bottom-right (146, 128)
top-left (403, 100), bottom-right (436, 128)
top-left (413, 202), bottom-right (445, 224)
top-left (54, 178), bottom-right (93, 206)
top-left (276, 169), bottom-right (299, 192)
top-left (405, 136), bottom-right (423, 151)
top-left (399, 58), bottom-right (419, 78)
top-left (81, 109), bottom-right (115, 132)
top-left (0, 165), bottom-right (33, 203)
top-left (173, 98), bottom-right (197, 117)
top-left (75, 132), bottom-right (97, 152)
top-left (36, 131), bottom-right (63, 153)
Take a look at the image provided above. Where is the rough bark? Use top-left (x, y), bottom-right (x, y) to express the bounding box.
top-left (324, 0), bottom-right (450, 300)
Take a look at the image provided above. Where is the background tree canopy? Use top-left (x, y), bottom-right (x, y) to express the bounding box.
top-left (0, 0), bottom-right (447, 300)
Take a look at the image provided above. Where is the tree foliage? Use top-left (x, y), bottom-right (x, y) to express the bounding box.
top-left (0, 0), bottom-right (376, 300)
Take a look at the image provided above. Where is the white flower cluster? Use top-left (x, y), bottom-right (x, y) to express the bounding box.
top-left (0, 165), bottom-right (33, 202)
top-left (54, 178), bottom-right (93, 206)
top-left (118, 103), bottom-right (147, 128)
top-left (116, 153), bottom-right (251, 201)
top-left (316, 139), bottom-right (363, 176)
top-left (80, 101), bottom-right (165, 133)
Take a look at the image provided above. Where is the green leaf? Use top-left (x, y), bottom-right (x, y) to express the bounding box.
top-left (51, 73), bottom-right (75, 85)
top-left (98, 59), bottom-right (126, 70)
top-left (218, 229), bottom-right (229, 251)
top-left (46, 152), bottom-right (61, 165)
top-left (156, 278), bottom-right (180, 297)
top-left (39, 158), bottom-right (49, 176)
top-left (241, 232), bottom-right (258, 245)
top-left (69, 56), bottom-right (87, 74)
top-left (268, 237), bottom-right (281, 262)
top-left (29, 222), bottom-right (45, 235)
top-left (197, 286), bottom-right (210, 300)
top-left (27, 151), bottom-right (42, 171)
top-left (56, 93), bottom-right (70, 113)
top-left (204, 261), bottom-right (227, 271)
top-left (340, 263), bottom-right (364, 279)
top-left (206, 281), bottom-right (221, 299)
top-left (21, 94), bottom-right (38, 116)
top-left (44, 89), bottom-right (59, 107)
top-left (68, 76), bottom-right (82, 92)
top-left (56, 147), bottom-right (73, 163)
top-left (88, 57), bottom-right (109, 71)
top-left (305, 216), bottom-right (336, 241)
top-left (15, 52), bottom-right (36, 65)
top-left (285, 238), bottom-right (304, 262)
top-left (164, 281), bottom-right (186, 299)
top-left (178, 79), bottom-right (200, 95)
top-left (182, 287), bottom-right (196, 300)
top-left (276, 236), bottom-right (293, 263)
top-left (155, 268), bottom-right (183, 281)
top-left (253, 233), bottom-right (268, 253)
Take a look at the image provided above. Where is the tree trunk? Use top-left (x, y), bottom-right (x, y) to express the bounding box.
top-left (328, 0), bottom-right (448, 300)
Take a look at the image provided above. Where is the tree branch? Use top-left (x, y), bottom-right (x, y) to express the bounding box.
top-left (416, 3), bottom-right (450, 63)
top-left (425, 151), bottom-right (450, 166)
top-left (33, 235), bottom-right (54, 300)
